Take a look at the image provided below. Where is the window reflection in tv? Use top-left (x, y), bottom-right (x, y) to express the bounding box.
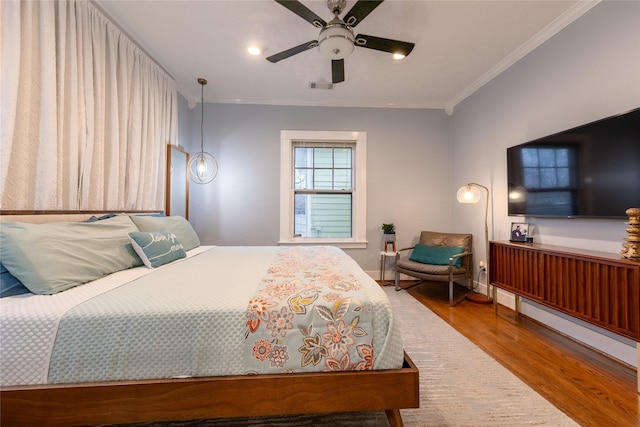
top-left (507, 108), bottom-right (640, 218)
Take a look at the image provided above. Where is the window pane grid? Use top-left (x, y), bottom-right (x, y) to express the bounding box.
top-left (293, 145), bottom-right (354, 238)
top-left (293, 146), bottom-right (353, 191)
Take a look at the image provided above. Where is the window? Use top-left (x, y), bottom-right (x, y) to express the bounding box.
top-left (280, 131), bottom-right (367, 248)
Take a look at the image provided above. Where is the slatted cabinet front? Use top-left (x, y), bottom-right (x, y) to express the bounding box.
top-left (490, 241), bottom-right (640, 342)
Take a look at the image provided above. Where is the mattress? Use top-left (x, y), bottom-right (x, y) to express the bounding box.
top-left (0, 246), bottom-right (403, 386)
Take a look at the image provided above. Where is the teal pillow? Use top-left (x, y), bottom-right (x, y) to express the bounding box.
top-left (129, 215), bottom-right (200, 251)
top-left (0, 262), bottom-right (30, 297)
top-left (409, 244), bottom-right (465, 268)
top-left (86, 213), bottom-right (164, 222)
top-left (129, 230), bottom-right (186, 268)
top-left (0, 215), bottom-right (142, 295)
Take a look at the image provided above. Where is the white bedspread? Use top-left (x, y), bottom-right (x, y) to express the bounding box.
top-left (0, 247), bottom-right (210, 386)
top-left (1, 246), bottom-right (403, 386)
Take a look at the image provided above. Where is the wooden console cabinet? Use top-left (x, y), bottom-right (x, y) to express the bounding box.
top-left (489, 241), bottom-right (640, 342)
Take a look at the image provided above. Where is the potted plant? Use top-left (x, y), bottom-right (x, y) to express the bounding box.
top-left (382, 223), bottom-right (396, 242)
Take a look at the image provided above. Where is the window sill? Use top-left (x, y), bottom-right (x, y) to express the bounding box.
top-left (278, 239), bottom-right (368, 249)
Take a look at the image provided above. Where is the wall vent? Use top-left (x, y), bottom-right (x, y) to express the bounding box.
top-left (309, 82), bottom-right (334, 90)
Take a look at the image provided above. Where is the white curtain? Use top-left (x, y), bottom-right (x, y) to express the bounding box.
top-left (0, 0), bottom-right (177, 211)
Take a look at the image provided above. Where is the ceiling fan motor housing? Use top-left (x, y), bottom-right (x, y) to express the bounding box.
top-left (318, 18), bottom-right (355, 59)
top-left (327, 0), bottom-right (346, 15)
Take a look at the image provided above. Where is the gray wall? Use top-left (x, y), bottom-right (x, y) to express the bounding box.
top-left (178, 102), bottom-right (452, 270)
top-left (449, 0), bottom-right (640, 365)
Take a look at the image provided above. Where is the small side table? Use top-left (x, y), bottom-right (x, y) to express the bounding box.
top-left (379, 251), bottom-right (396, 285)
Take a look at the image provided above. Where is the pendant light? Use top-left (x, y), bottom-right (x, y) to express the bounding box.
top-left (188, 78), bottom-right (218, 184)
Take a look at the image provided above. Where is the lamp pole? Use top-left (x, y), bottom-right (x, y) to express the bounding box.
top-left (474, 183), bottom-right (490, 299)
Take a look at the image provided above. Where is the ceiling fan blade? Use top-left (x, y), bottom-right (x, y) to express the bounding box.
top-left (274, 0), bottom-right (326, 27)
top-left (332, 59), bottom-right (345, 84)
top-left (266, 40), bottom-right (318, 63)
top-left (355, 34), bottom-right (415, 57)
top-left (343, 0), bottom-right (384, 27)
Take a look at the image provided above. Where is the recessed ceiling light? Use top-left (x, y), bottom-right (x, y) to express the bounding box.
top-left (393, 53), bottom-right (406, 60)
top-left (248, 45), bottom-right (262, 56)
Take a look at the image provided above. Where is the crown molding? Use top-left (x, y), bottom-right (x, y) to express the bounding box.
top-left (445, 0), bottom-right (601, 115)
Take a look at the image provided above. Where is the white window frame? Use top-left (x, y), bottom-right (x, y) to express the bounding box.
top-left (279, 130), bottom-right (367, 249)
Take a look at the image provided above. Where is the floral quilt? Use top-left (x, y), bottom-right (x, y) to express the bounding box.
top-left (244, 246), bottom-right (374, 373)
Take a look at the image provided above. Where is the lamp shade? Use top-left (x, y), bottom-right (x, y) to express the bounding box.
top-left (457, 185), bottom-right (481, 203)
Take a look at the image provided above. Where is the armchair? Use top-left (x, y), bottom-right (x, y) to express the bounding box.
top-left (395, 231), bottom-right (473, 306)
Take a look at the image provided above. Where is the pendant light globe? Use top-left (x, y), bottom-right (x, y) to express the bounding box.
top-left (188, 77), bottom-right (218, 184)
top-left (189, 151), bottom-right (217, 184)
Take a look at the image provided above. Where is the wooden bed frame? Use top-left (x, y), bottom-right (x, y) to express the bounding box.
top-left (1, 353), bottom-right (419, 426)
top-left (0, 211), bottom-right (420, 426)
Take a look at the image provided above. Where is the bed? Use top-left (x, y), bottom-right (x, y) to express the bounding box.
top-left (0, 212), bottom-right (419, 426)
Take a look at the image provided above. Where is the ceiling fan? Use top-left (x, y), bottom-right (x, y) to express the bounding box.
top-left (266, 0), bottom-right (415, 84)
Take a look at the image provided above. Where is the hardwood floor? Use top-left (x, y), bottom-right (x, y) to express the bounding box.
top-left (391, 281), bottom-right (639, 427)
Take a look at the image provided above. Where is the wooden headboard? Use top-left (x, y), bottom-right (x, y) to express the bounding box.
top-left (0, 211), bottom-right (164, 224)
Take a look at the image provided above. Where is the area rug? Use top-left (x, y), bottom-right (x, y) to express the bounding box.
top-left (386, 287), bottom-right (578, 426)
top-left (120, 288), bottom-right (578, 427)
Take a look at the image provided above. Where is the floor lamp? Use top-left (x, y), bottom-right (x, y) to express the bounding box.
top-left (456, 183), bottom-right (492, 303)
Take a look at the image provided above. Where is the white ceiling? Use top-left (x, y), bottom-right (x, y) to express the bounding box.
top-left (95, 0), bottom-right (599, 111)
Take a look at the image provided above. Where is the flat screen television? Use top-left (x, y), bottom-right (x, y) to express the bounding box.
top-left (507, 108), bottom-right (640, 219)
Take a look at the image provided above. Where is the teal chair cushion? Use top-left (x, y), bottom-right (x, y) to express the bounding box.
top-left (409, 244), bottom-right (464, 268)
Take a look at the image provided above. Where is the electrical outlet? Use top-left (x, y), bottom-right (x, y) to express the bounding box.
top-left (478, 260), bottom-right (485, 269)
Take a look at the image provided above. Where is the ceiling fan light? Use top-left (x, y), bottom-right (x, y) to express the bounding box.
top-left (393, 53), bottom-right (406, 60)
top-left (247, 45), bottom-right (261, 56)
top-left (318, 23), bottom-right (354, 60)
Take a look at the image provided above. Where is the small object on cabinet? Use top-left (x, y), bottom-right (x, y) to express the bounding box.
top-left (621, 207), bottom-right (640, 260)
top-left (510, 222), bottom-right (529, 242)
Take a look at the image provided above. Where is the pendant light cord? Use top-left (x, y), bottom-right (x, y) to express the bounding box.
top-left (200, 79), bottom-right (205, 153)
